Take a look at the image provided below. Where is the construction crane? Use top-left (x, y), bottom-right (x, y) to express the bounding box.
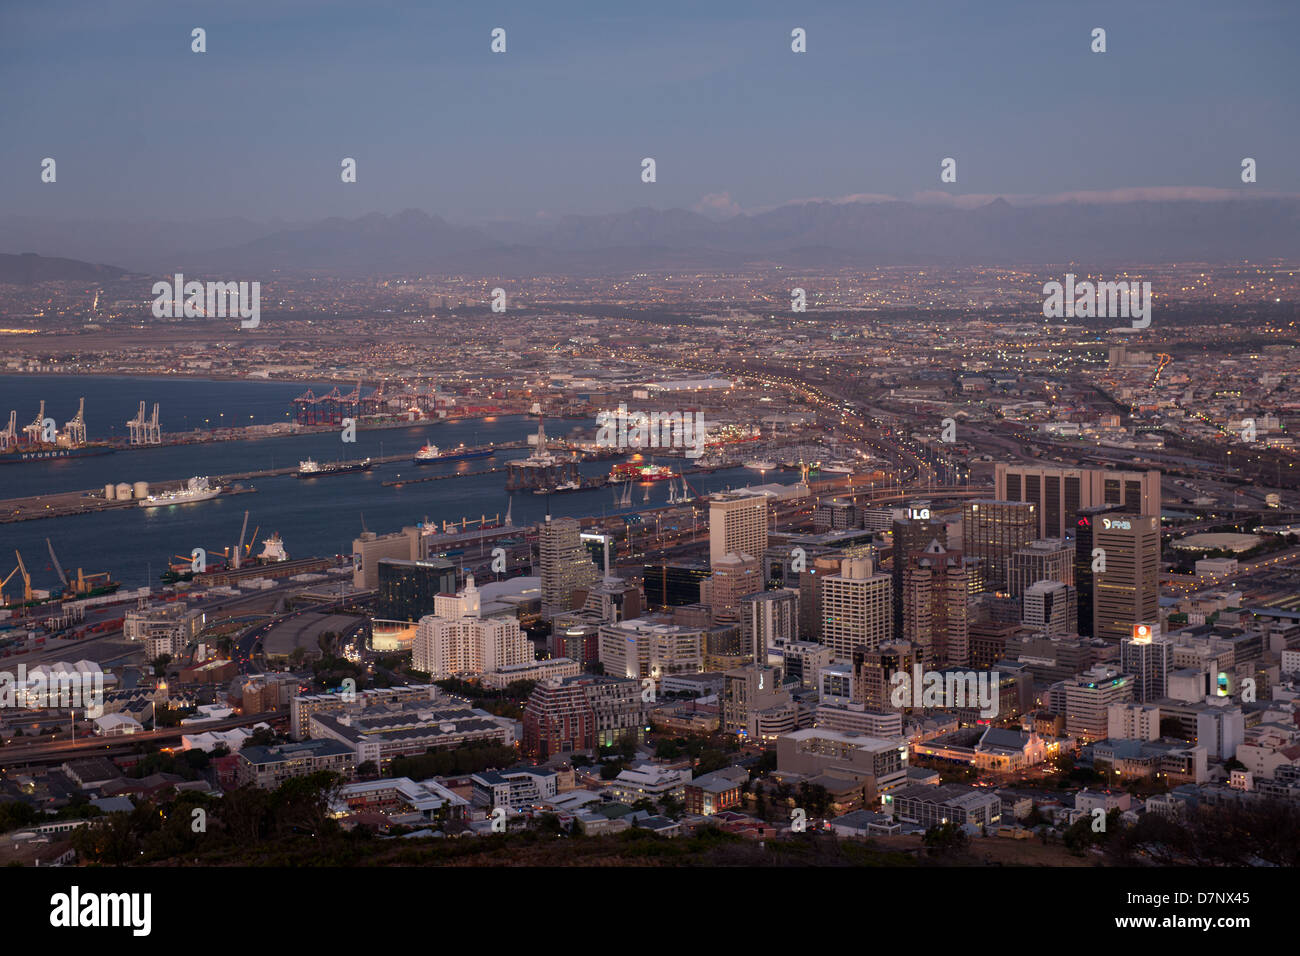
top-left (13, 551), bottom-right (32, 604)
top-left (46, 538), bottom-right (69, 590)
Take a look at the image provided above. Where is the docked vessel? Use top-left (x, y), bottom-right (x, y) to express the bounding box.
top-left (609, 461), bottom-right (675, 483)
top-left (259, 533), bottom-right (288, 562)
top-left (819, 461), bottom-right (855, 474)
top-left (296, 457), bottom-right (373, 478)
top-left (413, 442), bottom-right (495, 465)
top-left (139, 476), bottom-right (222, 508)
top-left (744, 460), bottom-right (777, 471)
top-left (0, 444), bottom-right (116, 465)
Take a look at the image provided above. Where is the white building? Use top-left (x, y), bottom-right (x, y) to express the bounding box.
top-left (413, 576), bottom-right (534, 679)
top-left (607, 764), bottom-right (691, 802)
top-left (1107, 702), bottom-right (1160, 741)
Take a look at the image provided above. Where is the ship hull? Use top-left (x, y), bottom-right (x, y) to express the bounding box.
top-left (139, 490), bottom-right (222, 508)
top-left (296, 462), bottom-right (373, 478)
top-left (413, 448), bottom-right (494, 465)
top-left (0, 445), bottom-right (115, 464)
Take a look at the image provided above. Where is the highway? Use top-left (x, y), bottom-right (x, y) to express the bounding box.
top-left (0, 711), bottom-right (284, 769)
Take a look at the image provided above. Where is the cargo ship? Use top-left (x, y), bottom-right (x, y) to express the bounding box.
top-left (413, 442), bottom-right (495, 465)
top-left (296, 457), bottom-right (373, 478)
top-left (139, 476), bottom-right (222, 508)
top-left (609, 461), bottom-right (675, 483)
top-left (0, 444), bottom-right (116, 464)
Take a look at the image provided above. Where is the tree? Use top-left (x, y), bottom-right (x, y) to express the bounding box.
top-left (246, 726), bottom-right (277, 748)
top-left (655, 739), bottom-right (682, 760)
top-left (922, 821), bottom-right (969, 854)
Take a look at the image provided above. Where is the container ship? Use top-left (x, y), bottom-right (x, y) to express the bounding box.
top-left (0, 444), bottom-right (115, 464)
top-left (609, 461), bottom-right (675, 483)
top-left (296, 457), bottom-right (373, 478)
top-left (413, 442), bottom-right (495, 465)
top-left (139, 476), bottom-right (222, 508)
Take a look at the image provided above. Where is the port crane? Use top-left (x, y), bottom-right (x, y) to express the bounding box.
top-left (46, 538), bottom-right (69, 589)
top-left (0, 565), bottom-right (20, 606)
top-left (234, 510), bottom-right (250, 569)
top-left (13, 551), bottom-right (33, 604)
top-left (64, 397), bottom-right (87, 446)
top-left (46, 539), bottom-right (112, 596)
top-left (0, 410), bottom-right (16, 451)
top-left (22, 400), bottom-right (47, 445)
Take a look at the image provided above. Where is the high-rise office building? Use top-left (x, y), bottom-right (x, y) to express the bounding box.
top-left (722, 664), bottom-right (795, 740)
top-left (1093, 514), bottom-right (1161, 644)
top-left (781, 640), bottom-right (833, 690)
top-left (699, 552), bottom-right (763, 625)
top-left (1008, 538), bottom-right (1075, 599)
top-left (901, 541), bottom-right (969, 667)
top-left (820, 557), bottom-right (893, 662)
top-left (853, 642), bottom-right (914, 711)
top-left (709, 493), bottom-right (769, 567)
top-left (798, 553), bottom-right (848, 640)
top-left (891, 513), bottom-right (949, 633)
top-left (1074, 504), bottom-right (1126, 638)
top-left (643, 562), bottom-right (711, 609)
top-left (1065, 665), bottom-right (1135, 742)
top-left (995, 464), bottom-right (1161, 540)
top-left (538, 516), bottom-right (599, 618)
top-left (375, 558), bottom-right (456, 623)
top-left (961, 500), bottom-right (1036, 591)
top-left (351, 529), bottom-right (419, 589)
top-left (1121, 623), bottom-right (1172, 703)
top-left (1022, 580), bottom-right (1078, 638)
top-left (739, 588), bottom-right (800, 664)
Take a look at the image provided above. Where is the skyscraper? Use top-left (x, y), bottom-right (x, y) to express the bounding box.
top-left (901, 541), bottom-right (970, 667)
top-left (699, 552), bottom-right (763, 625)
top-left (1022, 580), bottom-right (1078, 638)
top-left (1074, 504), bottom-right (1126, 638)
top-left (820, 556), bottom-right (893, 662)
top-left (1093, 514), bottom-right (1161, 644)
top-left (891, 513), bottom-right (949, 634)
top-left (1121, 623), bottom-right (1173, 703)
top-left (739, 588), bottom-right (800, 664)
top-left (995, 464), bottom-right (1161, 540)
top-left (539, 516), bottom-right (599, 618)
top-left (1008, 538), bottom-right (1075, 599)
top-left (709, 493), bottom-right (769, 567)
top-left (961, 500), bottom-right (1036, 591)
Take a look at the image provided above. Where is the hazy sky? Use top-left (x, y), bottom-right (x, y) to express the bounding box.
top-left (3, 0), bottom-right (1297, 224)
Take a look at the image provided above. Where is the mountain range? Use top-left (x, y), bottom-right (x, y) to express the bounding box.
top-left (4, 198), bottom-right (1299, 278)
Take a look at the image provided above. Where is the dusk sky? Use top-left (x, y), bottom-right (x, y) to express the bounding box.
top-left (3, 0), bottom-right (1297, 224)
